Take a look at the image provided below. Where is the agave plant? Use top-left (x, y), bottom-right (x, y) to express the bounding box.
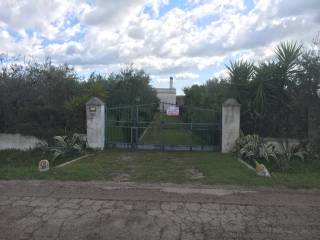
top-left (49, 133), bottom-right (85, 164)
top-left (235, 134), bottom-right (277, 163)
top-left (238, 134), bottom-right (260, 160)
top-left (275, 140), bottom-right (307, 171)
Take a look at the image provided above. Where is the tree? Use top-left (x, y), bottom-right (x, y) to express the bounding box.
top-left (107, 67), bottom-right (158, 107)
top-left (182, 40), bottom-right (314, 139)
top-left (183, 85), bottom-right (206, 107)
top-left (0, 60), bottom-right (80, 139)
top-left (204, 78), bottom-right (231, 111)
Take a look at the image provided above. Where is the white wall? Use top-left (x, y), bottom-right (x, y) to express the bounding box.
top-left (0, 133), bottom-right (46, 151)
top-left (155, 88), bottom-right (176, 112)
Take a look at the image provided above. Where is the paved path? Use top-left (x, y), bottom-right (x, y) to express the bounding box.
top-left (0, 181), bottom-right (319, 240)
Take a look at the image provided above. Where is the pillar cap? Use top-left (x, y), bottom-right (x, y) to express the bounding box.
top-left (223, 98), bottom-right (241, 107)
top-left (86, 97), bottom-right (105, 106)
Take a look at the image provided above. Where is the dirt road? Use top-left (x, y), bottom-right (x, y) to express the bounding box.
top-left (0, 180), bottom-right (319, 239)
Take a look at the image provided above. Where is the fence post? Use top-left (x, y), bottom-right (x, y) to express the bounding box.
top-left (222, 98), bottom-right (241, 153)
top-left (86, 97), bottom-right (105, 150)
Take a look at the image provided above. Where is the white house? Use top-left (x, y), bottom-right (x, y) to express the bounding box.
top-left (155, 77), bottom-right (176, 112)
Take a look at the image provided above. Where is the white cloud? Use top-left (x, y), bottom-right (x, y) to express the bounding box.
top-left (212, 69), bottom-right (229, 79)
top-left (83, 0), bottom-right (146, 28)
top-left (0, 0), bottom-right (87, 39)
top-left (175, 72), bottom-right (199, 80)
top-left (0, 0), bottom-right (319, 91)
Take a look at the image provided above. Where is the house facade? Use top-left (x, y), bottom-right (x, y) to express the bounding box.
top-left (155, 77), bottom-right (176, 112)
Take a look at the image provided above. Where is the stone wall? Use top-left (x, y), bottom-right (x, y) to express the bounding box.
top-left (0, 133), bottom-right (46, 151)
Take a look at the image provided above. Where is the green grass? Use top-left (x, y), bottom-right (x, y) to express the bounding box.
top-left (139, 113), bottom-right (206, 145)
top-left (0, 149), bottom-right (82, 180)
top-left (1, 149), bottom-right (320, 188)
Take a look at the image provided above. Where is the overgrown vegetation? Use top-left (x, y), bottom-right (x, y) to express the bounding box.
top-left (183, 40), bottom-right (320, 142)
top-left (0, 63), bottom-right (158, 140)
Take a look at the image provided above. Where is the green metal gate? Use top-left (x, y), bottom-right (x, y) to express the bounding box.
top-left (106, 102), bottom-right (221, 151)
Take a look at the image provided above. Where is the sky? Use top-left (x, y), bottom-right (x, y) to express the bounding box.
top-left (0, 0), bottom-right (319, 95)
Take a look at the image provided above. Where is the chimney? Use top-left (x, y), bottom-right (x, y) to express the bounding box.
top-left (169, 76), bottom-right (173, 89)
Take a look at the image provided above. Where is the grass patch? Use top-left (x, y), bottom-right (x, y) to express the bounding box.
top-left (1, 149), bottom-right (319, 188)
top-left (139, 113), bottom-right (206, 145)
top-left (0, 149), bottom-right (82, 179)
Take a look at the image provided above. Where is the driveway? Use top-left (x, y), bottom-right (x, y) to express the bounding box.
top-left (0, 180), bottom-right (319, 240)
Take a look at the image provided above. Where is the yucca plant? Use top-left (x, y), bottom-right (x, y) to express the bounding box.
top-left (49, 133), bottom-right (85, 164)
top-left (275, 41), bottom-right (302, 80)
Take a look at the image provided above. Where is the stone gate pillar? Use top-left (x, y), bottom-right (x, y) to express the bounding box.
top-left (86, 97), bottom-right (105, 150)
top-left (222, 98), bottom-right (241, 153)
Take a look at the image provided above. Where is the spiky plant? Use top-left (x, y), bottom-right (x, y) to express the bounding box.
top-left (275, 41), bottom-right (302, 81)
top-left (275, 140), bottom-right (307, 171)
top-left (226, 60), bottom-right (255, 102)
top-left (236, 134), bottom-right (277, 163)
top-left (49, 133), bottom-right (85, 164)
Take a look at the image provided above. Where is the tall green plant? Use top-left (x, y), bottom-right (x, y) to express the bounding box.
top-left (275, 41), bottom-right (302, 81)
top-left (252, 62), bottom-right (287, 116)
top-left (227, 60), bottom-right (255, 102)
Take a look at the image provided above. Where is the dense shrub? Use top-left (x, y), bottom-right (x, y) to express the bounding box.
top-left (0, 61), bottom-right (158, 140)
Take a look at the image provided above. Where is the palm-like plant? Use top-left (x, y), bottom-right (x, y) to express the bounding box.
top-left (244, 42), bottom-right (302, 134)
top-left (252, 62), bottom-right (288, 115)
top-left (227, 60), bottom-right (255, 102)
top-left (275, 41), bottom-right (302, 81)
top-left (227, 60), bottom-right (255, 83)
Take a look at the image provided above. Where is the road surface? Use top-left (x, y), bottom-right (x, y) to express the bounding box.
top-left (0, 180), bottom-right (319, 240)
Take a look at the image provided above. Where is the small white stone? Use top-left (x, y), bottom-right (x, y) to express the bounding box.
top-left (38, 159), bottom-right (49, 172)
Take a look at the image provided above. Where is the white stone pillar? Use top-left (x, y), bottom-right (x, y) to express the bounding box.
top-left (86, 97), bottom-right (105, 150)
top-left (222, 98), bottom-right (241, 153)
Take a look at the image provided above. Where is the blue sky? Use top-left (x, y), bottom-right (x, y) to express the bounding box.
top-left (0, 0), bottom-right (319, 95)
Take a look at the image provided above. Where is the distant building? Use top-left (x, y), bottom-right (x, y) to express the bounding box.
top-left (155, 77), bottom-right (176, 112)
